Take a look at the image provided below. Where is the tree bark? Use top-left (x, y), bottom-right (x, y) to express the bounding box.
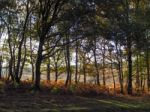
top-left (102, 41), bottom-right (106, 86)
top-left (93, 40), bottom-right (100, 85)
top-left (83, 56), bottom-right (86, 84)
top-left (65, 35), bottom-right (71, 86)
top-left (145, 31), bottom-right (150, 91)
top-left (47, 58), bottom-right (50, 81)
top-left (55, 62), bottom-right (58, 82)
top-left (15, 0), bottom-right (29, 83)
top-left (127, 35), bottom-right (133, 95)
top-left (75, 38), bottom-right (78, 84)
top-left (136, 53), bottom-right (140, 91)
top-left (109, 50), bottom-right (116, 94)
top-left (0, 56), bottom-right (2, 79)
top-left (115, 42), bottom-right (124, 94)
top-left (19, 39), bottom-right (27, 80)
top-left (34, 40), bottom-right (44, 90)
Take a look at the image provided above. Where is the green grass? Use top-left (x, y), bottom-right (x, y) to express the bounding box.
top-left (0, 80), bottom-right (149, 112)
top-left (0, 92), bottom-right (150, 112)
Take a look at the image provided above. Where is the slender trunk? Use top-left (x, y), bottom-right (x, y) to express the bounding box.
top-left (102, 42), bottom-right (106, 86)
top-left (111, 63), bottom-right (116, 94)
top-left (94, 50), bottom-right (100, 85)
top-left (146, 34), bottom-right (150, 91)
top-left (125, 0), bottom-right (133, 95)
top-left (93, 39), bottom-right (100, 85)
top-left (75, 39), bottom-right (78, 84)
top-left (120, 47), bottom-right (124, 94)
top-left (65, 35), bottom-right (71, 86)
top-left (15, 38), bottom-right (24, 83)
top-left (64, 47), bottom-right (69, 86)
top-left (78, 63), bottom-right (82, 83)
top-left (115, 42), bottom-right (124, 94)
top-left (136, 53), bottom-right (140, 91)
top-left (6, 66), bottom-right (8, 79)
top-left (83, 69), bottom-right (86, 84)
top-left (47, 58), bottom-right (50, 81)
top-left (140, 56), bottom-right (143, 91)
top-left (34, 40), bottom-right (44, 90)
top-left (12, 49), bottom-right (16, 79)
top-left (127, 35), bottom-right (132, 95)
top-left (19, 40), bottom-right (27, 80)
top-left (30, 38), bottom-right (35, 82)
top-left (83, 57), bottom-right (86, 84)
top-left (118, 61), bottom-right (124, 94)
top-left (31, 63), bottom-right (35, 82)
top-left (109, 50), bottom-right (116, 94)
top-left (8, 59), bottom-right (14, 81)
top-left (146, 51), bottom-right (150, 91)
top-left (55, 62), bottom-right (58, 82)
top-left (15, 6), bottom-right (29, 83)
top-left (8, 31), bottom-right (14, 81)
top-left (142, 74), bottom-right (146, 92)
top-left (0, 58), bottom-right (2, 79)
top-left (29, 15), bottom-right (35, 82)
top-left (141, 77), bottom-right (143, 91)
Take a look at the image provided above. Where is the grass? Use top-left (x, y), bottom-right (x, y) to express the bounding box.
top-left (0, 93), bottom-right (150, 112)
top-left (0, 91), bottom-right (150, 112)
top-left (0, 80), bottom-right (150, 112)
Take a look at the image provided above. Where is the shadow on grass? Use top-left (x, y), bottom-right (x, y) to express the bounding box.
top-left (58, 96), bottom-right (150, 112)
top-left (0, 92), bottom-right (150, 112)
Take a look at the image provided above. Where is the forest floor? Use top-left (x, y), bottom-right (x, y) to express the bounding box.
top-left (0, 80), bottom-right (150, 112)
top-left (0, 91), bottom-right (150, 112)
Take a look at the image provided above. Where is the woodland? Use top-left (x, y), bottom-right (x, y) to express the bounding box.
top-left (0, 0), bottom-right (150, 112)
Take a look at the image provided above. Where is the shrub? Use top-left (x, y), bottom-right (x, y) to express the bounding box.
top-left (75, 83), bottom-right (109, 96)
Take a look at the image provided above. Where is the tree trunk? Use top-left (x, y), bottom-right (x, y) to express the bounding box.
top-left (8, 32), bottom-right (14, 81)
top-left (83, 57), bottom-right (86, 84)
top-left (124, 0), bottom-right (133, 95)
top-left (47, 58), bottom-right (50, 81)
top-left (29, 35), bottom-right (35, 82)
top-left (15, 2), bottom-right (29, 83)
top-left (65, 35), bottom-right (71, 86)
top-left (136, 53), bottom-right (140, 91)
top-left (127, 35), bottom-right (133, 95)
top-left (93, 46), bottom-right (100, 85)
top-left (115, 42), bottom-right (124, 94)
top-left (8, 58), bottom-right (14, 81)
top-left (75, 38), bottom-right (78, 84)
top-left (19, 40), bottom-right (27, 80)
top-left (55, 62), bottom-right (58, 82)
top-left (102, 41), bottom-right (106, 86)
top-left (0, 57), bottom-right (2, 79)
top-left (146, 51), bottom-right (150, 91)
top-left (34, 40), bottom-right (44, 90)
top-left (15, 38), bottom-right (24, 83)
top-left (146, 33), bottom-right (150, 91)
top-left (109, 50), bottom-right (116, 94)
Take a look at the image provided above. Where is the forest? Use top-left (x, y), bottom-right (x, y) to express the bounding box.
top-left (0, 0), bottom-right (150, 112)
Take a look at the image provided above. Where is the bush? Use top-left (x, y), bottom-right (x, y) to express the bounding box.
top-left (68, 84), bottom-right (76, 93)
top-left (75, 83), bottom-right (109, 96)
top-left (49, 80), bottom-right (73, 95)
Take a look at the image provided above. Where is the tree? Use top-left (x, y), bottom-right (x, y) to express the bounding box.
top-left (34, 0), bottom-right (67, 89)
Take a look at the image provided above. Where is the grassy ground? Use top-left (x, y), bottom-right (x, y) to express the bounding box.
top-left (0, 91), bottom-right (150, 112)
top-left (0, 80), bottom-right (150, 112)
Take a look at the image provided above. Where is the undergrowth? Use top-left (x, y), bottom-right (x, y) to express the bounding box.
top-left (0, 79), bottom-right (149, 96)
